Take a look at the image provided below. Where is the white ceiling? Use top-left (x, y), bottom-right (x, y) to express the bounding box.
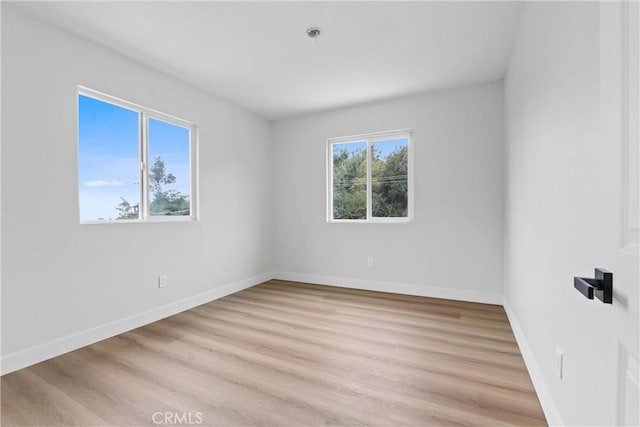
top-left (12, 1), bottom-right (524, 120)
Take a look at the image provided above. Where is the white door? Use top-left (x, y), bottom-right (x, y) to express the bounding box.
top-left (600, 2), bottom-right (639, 425)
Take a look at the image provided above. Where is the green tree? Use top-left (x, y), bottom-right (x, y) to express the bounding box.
top-left (116, 197), bottom-right (139, 220)
top-left (115, 156), bottom-right (189, 219)
top-left (372, 146), bottom-right (408, 217)
top-left (148, 156), bottom-right (190, 216)
top-left (332, 147), bottom-right (367, 219)
top-left (332, 144), bottom-right (408, 220)
top-left (148, 156), bottom-right (176, 195)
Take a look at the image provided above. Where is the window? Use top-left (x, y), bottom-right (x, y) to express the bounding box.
top-left (78, 88), bottom-right (197, 223)
top-left (328, 129), bottom-right (412, 222)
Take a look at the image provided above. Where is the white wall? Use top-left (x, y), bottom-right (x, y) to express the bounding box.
top-left (9, 6), bottom-right (635, 425)
top-left (1, 5), bottom-right (273, 373)
top-left (273, 82), bottom-right (504, 303)
top-left (504, 2), bottom-right (639, 425)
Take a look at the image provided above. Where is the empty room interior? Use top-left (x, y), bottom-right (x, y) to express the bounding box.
top-left (1, 1), bottom-right (639, 426)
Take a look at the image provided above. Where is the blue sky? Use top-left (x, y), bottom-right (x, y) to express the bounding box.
top-left (333, 140), bottom-right (367, 159)
top-left (372, 138), bottom-right (407, 159)
top-left (78, 95), bottom-right (190, 221)
top-left (332, 138), bottom-right (407, 161)
top-left (148, 117), bottom-right (190, 198)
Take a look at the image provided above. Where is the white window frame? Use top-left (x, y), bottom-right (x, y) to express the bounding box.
top-left (327, 129), bottom-right (413, 223)
top-left (78, 86), bottom-right (199, 224)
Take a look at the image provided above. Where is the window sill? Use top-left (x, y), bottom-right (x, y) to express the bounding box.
top-left (80, 216), bottom-right (197, 225)
top-left (328, 218), bottom-right (412, 224)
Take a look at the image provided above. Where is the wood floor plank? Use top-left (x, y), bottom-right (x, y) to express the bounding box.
top-left (1, 280), bottom-right (547, 426)
top-left (220, 292), bottom-right (519, 353)
top-left (0, 370), bottom-right (109, 426)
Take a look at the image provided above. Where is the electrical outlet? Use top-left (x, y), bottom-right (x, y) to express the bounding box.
top-left (367, 257), bottom-right (374, 267)
top-left (158, 275), bottom-right (168, 288)
top-left (555, 347), bottom-right (563, 380)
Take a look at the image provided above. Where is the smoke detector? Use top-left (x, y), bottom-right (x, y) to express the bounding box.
top-left (306, 27), bottom-right (321, 38)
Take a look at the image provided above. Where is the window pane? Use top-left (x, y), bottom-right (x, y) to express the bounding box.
top-left (332, 141), bottom-right (367, 220)
top-left (78, 95), bottom-right (140, 221)
top-left (372, 138), bottom-right (409, 218)
top-left (148, 118), bottom-right (191, 216)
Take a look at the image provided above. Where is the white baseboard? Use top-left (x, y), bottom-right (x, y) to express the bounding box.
top-left (3, 271), bottom-right (560, 426)
top-left (503, 299), bottom-right (563, 426)
top-left (1, 271), bottom-right (499, 375)
top-left (0, 272), bottom-right (272, 376)
top-left (273, 272), bottom-right (503, 305)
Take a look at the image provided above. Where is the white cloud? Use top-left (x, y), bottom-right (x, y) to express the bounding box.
top-left (84, 180), bottom-right (124, 187)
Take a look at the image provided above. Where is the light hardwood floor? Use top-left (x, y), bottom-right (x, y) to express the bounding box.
top-left (1, 280), bottom-right (547, 426)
